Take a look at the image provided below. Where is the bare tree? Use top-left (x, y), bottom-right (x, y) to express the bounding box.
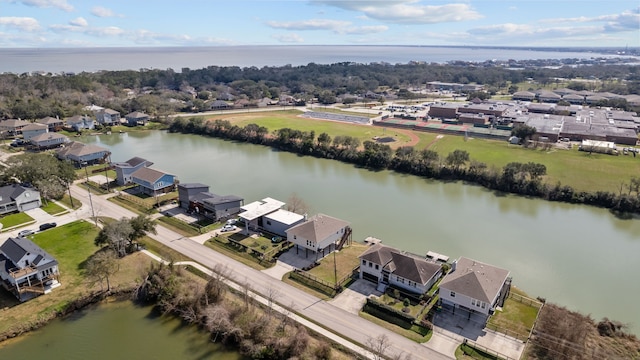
top-left (367, 334), bottom-right (391, 360)
top-left (285, 192), bottom-right (310, 215)
top-left (266, 285), bottom-right (281, 319)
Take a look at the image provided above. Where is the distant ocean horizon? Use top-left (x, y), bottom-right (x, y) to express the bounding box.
top-left (0, 45), bottom-right (633, 74)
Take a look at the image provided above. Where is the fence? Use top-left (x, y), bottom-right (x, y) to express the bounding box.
top-left (509, 292), bottom-right (544, 309)
top-left (462, 338), bottom-right (515, 360)
top-left (291, 265), bottom-right (358, 295)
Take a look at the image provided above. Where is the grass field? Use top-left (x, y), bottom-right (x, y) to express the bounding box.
top-left (204, 110), bottom-right (413, 148)
top-left (0, 212), bottom-right (34, 230)
top-left (200, 110), bottom-right (640, 193)
top-left (41, 201), bottom-right (67, 215)
top-left (0, 220), bottom-right (154, 337)
top-left (307, 242), bottom-right (367, 284)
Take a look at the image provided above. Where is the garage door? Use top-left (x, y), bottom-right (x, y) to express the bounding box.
top-left (19, 200), bottom-right (40, 211)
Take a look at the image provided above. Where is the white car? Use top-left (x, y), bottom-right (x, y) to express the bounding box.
top-left (220, 224), bottom-right (237, 232)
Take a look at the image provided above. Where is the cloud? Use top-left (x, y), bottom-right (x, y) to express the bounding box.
top-left (16, 0), bottom-right (73, 12)
top-left (311, 0), bottom-right (482, 24)
top-left (91, 6), bottom-right (123, 18)
top-left (272, 33), bottom-right (304, 43)
top-left (540, 8), bottom-right (639, 32)
top-left (69, 17), bottom-right (88, 27)
top-left (0, 16), bottom-right (40, 31)
top-left (266, 19), bottom-right (387, 35)
top-left (49, 23), bottom-right (125, 37)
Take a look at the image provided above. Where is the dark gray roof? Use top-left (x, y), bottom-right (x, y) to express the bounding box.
top-left (179, 183), bottom-right (210, 190)
top-left (201, 194), bottom-right (243, 206)
top-left (360, 243), bottom-right (394, 266)
top-left (0, 237), bottom-right (57, 267)
top-left (285, 214), bottom-right (349, 243)
top-left (0, 184), bottom-right (30, 206)
top-left (125, 157), bottom-right (152, 167)
top-left (360, 243), bottom-right (440, 285)
top-left (440, 257), bottom-right (509, 303)
top-left (131, 167), bottom-right (172, 184)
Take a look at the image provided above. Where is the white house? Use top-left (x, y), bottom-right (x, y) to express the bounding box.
top-left (285, 213), bottom-right (350, 259)
top-left (439, 257), bottom-right (511, 317)
top-left (0, 237), bottom-right (60, 301)
top-left (0, 184), bottom-right (42, 215)
top-left (238, 197), bottom-right (285, 232)
top-left (29, 132), bottom-right (69, 150)
top-left (262, 209), bottom-right (305, 237)
top-left (359, 243), bottom-right (442, 295)
top-left (21, 123), bottom-right (48, 141)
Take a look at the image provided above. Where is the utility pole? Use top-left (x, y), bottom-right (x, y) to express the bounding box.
top-left (83, 162), bottom-right (98, 227)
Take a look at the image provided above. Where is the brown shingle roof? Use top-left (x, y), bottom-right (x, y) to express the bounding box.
top-left (285, 213), bottom-right (349, 243)
top-left (440, 257), bottom-right (509, 303)
top-left (131, 167), bottom-right (171, 184)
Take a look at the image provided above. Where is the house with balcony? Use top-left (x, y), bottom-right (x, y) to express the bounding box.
top-left (359, 243), bottom-right (443, 295)
top-left (0, 184), bottom-right (42, 215)
top-left (29, 132), bottom-right (69, 150)
top-left (130, 167), bottom-right (176, 195)
top-left (439, 257), bottom-right (511, 318)
top-left (95, 108), bottom-right (121, 125)
top-left (285, 213), bottom-right (351, 260)
top-left (0, 237), bottom-right (60, 301)
top-left (125, 111), bottom-right (150, 126)
top-left (0, 119), bottom-right (31, 136)
top-left (113, 157), bottom-right (154, 185)
top-left (56, 141), bottom-right (111, 167)
top-left (21, 123), bottom-right (48, 141)
top-left (66, 115), bottom-right (95, 131)
top-left (37, 116), bottom-right (64, 131)
top-left (177, 183), bottom-right (244, 221)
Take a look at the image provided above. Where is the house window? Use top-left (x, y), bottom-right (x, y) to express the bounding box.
top-left (450, 291), bottom-right (456, 298)
top-left (362, 259), bottom-right (366, 265)
top-left (471, 299), bottom-right (476, 306)
top-left (398, 277), bottom-right (405, 284)
top-left (481, 302), bottom-right (486, 309)
top-left (266, 220), bottom-right (271, 225)
top-left (368, 262), bottom-right (372, 268)
top-left (294, 235), bottom-right (296, 240)
top-left (375, 264), bottom-right (379, 270)
top-left (476, 301), bottom-right (480, 307)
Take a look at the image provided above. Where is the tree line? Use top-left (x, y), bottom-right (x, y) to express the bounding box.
top-left (168, 117), bottom-right (640, 214)
top-left (1, 62), bottom-right (638, 120)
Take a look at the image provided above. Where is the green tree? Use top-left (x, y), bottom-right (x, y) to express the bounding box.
top-left (511, 124), bottom-right (537, 142)
top-left (129, 215), bottom-right (157, 245)
top-left (445, 149), bottom-right (470, 170)
top-left (95, 218), bottom-right (134, 257)
top-left (85, 249), bottom-right (120, 292)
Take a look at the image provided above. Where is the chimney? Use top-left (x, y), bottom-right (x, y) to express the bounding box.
top-left (451, 260), bottom-right (457, 272)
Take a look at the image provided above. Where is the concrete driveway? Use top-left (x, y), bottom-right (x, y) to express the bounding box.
top-left (329, 279), bottom-right (380, 314)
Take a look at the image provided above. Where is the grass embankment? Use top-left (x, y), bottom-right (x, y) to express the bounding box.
top-left (0, 220), bottom-right (154, 338)
top-left (41, 201), bottom-right (67, 216)
top-left (200, 110), bottom-right (639, 193)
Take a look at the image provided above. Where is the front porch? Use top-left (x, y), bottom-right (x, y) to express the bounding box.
top-left (1, 270), bottom-right (60, 302)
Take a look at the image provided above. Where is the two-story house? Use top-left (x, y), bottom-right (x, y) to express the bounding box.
top-left (0, 237), bottom-right (60, 301)
top-left (0, 184), bottom-right (42, 215)
top-left (359, 243), bottom-right (442, 295)
top-left (439, 257), bottom-right (511, 318)
top-left (56, 141), bottom-right (111, 167)
top-left (130, 167), bottom-right (177, 195)
top-left (21, 123), bottom-right (48, 141)
top-left (285, 213), bottom-right (350, 260)
top-left (113, 157), bottom-right (154, 185)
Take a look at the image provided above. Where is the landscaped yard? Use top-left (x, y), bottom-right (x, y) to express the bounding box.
top-left (0, 212), bottom-right (34, 230)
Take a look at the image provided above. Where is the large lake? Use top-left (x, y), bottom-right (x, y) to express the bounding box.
top-left (81, 130), bottom-right (640, 334)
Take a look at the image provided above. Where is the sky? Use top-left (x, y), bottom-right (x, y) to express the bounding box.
top-left (0, 0), bottom-right (638, 48)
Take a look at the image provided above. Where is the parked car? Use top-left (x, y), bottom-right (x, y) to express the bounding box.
top-left (226, 218), bottom-right (237, 225)
top-left (220, 224), bottom-right (237, 232)
top-left (39, 222), bottom-right (57, 231)
top-left (18, 229), bottom-right (34, 237)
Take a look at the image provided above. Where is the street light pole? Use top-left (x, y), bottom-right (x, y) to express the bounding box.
top-left (83, 162), bottom-right (98, 227)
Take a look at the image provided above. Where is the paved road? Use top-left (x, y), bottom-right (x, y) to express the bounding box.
top-left (67, 184), bottom-right (453, 360)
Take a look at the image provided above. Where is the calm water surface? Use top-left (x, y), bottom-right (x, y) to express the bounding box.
top-left (0, 300), bottom-right (240, 360)
top-left (81, 131), bottom-right (640, 334)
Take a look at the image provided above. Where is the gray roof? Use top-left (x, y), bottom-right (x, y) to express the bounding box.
top-left (22, 123), bottom-right (48, 131)
top-left (131, 167), bottom-right (172, 184)
top-left (125, 157), bottom-right (151, 167)
top-left (440, 257), bottom-right (509, 303)
top-left (56, 141), bottom-right (109, 159)
top-left (285, 213), bottom-right (349, 243)
top-left (0, 237), bottom-right (57, 268)
top-left (179, 183), bottom-right (210, 190)
top-left (201, 193), bottom-right (243, 206)
top-left (37, 117), bottom-right (63, 125)
top-left (125, 111), bottom-right (148, 119)
top-left (29, 132), bottom-right (68, 143)
top-left (0, 184), bottom-right (33, 206)
top-left (359, 243), bottom-right (441, 285)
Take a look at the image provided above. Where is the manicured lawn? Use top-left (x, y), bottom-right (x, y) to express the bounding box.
top-left (204, 236), bottom-right (274, 270)
top-left (41, 201), bottom-right (67, 215)
top-left (205, 110), bottom-right (413, 147)
top-left (0, 212), bottom-right (34, 229)
top-left (59, 194), bottom-right (82, 210)
top-left (376, 293), bottom-right (423, 318)
top-left (306, 242), bottom-right (367, 284)
top-left (455, 343), bottom-right (501, 360)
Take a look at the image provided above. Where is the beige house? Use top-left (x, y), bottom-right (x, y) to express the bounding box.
top-left (285, 213), bottom-right (351, 260)
top-left (439, 257), bottom-right (511, 317)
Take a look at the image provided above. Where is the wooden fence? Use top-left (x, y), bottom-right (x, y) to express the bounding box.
top-left (462, 338), bottom-right (515, 360)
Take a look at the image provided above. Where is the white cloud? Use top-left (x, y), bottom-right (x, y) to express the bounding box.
top-left (0, 16), bottom-right (40, 31)
top-left (69, 17), bottom-right (88, 27)
top-left (272, 33), bottom-right (304, 43)
top-left (539, 8), bottom-right (639, 32)
top-left (49, 23), bottom-right (125, 37)
top-left (91, 6), bottom-right (123, 18)
top-left (266, 19), bottom-right (387, 35)
top-left (16, 0), bottom-right (73, 12)
top-left (312, 0), bottom-right (482, 24)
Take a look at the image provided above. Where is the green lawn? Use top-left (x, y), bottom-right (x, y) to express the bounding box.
top-left (0, 212), bottom-right (34, 230)
top-left (206, 110), bottom-right (412, 146)
top-left (487, 297), bottom-right (540, 340)
top-left (59, 194), bottom-right (82, 210)
top-left (41, 201), bottom-right (67, 215)
top-left (306, 243), bottom-right (367, 284)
